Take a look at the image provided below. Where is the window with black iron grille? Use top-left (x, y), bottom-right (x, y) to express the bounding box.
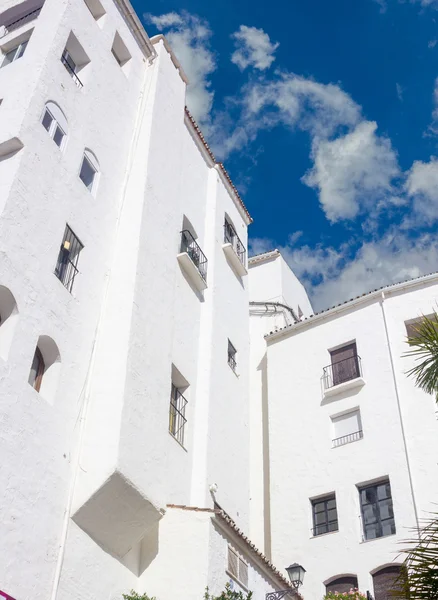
top-left (180, 229), bottom-right (208, 282)
top-left (169, 384), bottom-right (188, 447)
top-left (224, 217), bottom-right (246, 267)
top-left (323, 341), bottom-right (361, 389)
top-left (227, 546), bottom-right (248, 588)
top-left (359, 479), bottom-right (395, 541)
top-left (312, 494), bottom-right (338, 536)
top-left (228, 339), bottom-right (237, 372)
top-left (54, 225), bottom-right (83, 293)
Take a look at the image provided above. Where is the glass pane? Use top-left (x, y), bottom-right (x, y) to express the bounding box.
top-left (365, 522), bottom-right (379, 540)
top-left (79, 156), bottom-right (96, 190)
top-left (328, 521), bottom-right (338, 532)
top-left (381, 519), bottom-right (396, 536)
top-left (63, 50), bottom-right (76, 72)
top-left (328, 508), bottom-right (338, 522)
top-left (327, 498), bottom-right (336, 510)
top-left (378, 498), bottom-right (393, 520)
top-left (16, 41), bottom-right (27, 59)
top-left (315, 523), bottom-right (328, 535)
top-left (363, 504), bottom-right (377, 525)
top-left (377, 482), bottom-right (391, 500)
top-left (315, 512), bottom-right (327, 525)
top-left (363, 486), bottom-right (377, 505)
top-left (42, 110), bottom-right (54, 132)
top-left (28, 351), bottom-right (41, 387)
top-left (313, 502), bottom-right (326, 513)
top-left (53, 126), bottom-right (64, 148)
top-left (1, 47), bottom-right (18, 67)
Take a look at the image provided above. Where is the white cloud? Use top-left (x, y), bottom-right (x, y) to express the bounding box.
top-left (405, 156), bottom-right (438, 222)
top-left (231, 25), bottom-right (279, 71)
top-left (373, 0), bottom-right (387, 12)
top-left (144, 12), bottom-right (216, 128)
top-left (425, 77), bottom-right (438, 136)
top-left (396, 83), bottom-right (404, 101)
top-left (302, 121), bottom-right (400, 222)
top-left (428, 39), bottom-right (438, 48)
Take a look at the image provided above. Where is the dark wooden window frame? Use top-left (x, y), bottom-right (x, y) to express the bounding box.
top-left (312, 494), bottom-right (339, 536)
top-left (359, 480), bottom-right (396, 541)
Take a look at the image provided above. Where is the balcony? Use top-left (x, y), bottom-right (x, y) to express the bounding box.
top-left (222, 221), bottom-right (247, 276)
top-left (0, 5), bottom-right (43, 39)
top-left (332, 430), bottom-right (363, 448)
top-left (177, 230), bottom-right (208, 291)
top-left (323, 355), bottom-right (365, 397)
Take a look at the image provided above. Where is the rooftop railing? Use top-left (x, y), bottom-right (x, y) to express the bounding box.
top-left (180, 230), bottom-right (208, 282)
top-left (0, 6), bottom-right (42, 39)
top-left (224, 220), bottom-right (246, 267)
top-left (323, 355), bottom-right (362, 389)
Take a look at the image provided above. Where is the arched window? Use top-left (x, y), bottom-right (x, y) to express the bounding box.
top-left (79, 149), bottom-right (99, 195)
top-left (325, 575), bottom-right (359, 594)
top-left (0, 285), bottom-right (18, 360)
top-left (372, 565), bottom-right (402, 600)
top-left (28, 335), bottom-right (61, 402)
top-left (41, 101), bottom-right (68, 150)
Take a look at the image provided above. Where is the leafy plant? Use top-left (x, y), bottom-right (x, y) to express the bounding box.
top-left (205, 583), bottom-right (253, 600)
top-left (404, 311), bottom-right (438, 402)
top-left (323, 590), bottom-right (366, 600)
top-left (123, 591), bottom-right (156, 600)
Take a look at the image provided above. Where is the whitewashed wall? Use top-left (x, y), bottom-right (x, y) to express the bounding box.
top-left (264, 277), bottom-right (438, 599)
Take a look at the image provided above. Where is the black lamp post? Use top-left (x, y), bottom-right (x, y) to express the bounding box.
top-left (265, 564), bottom-right (306, 600)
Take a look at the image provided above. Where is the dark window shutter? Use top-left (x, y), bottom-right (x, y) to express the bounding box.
top-left (373, 566), bottom-right (401, 600)
top-left (326, 576), bottom-right (358, 594)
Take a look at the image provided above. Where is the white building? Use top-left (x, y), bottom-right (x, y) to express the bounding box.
top-left (0, 3), bottom-right (437, 600)
top-left (249, 251), bottom-right (438, 600)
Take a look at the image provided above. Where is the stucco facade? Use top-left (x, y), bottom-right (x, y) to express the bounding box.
top-left (1, 3), bottom-right (438, 600)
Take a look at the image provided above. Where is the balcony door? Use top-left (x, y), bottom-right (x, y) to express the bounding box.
top-left (330, 342), bottom-right (359, 386)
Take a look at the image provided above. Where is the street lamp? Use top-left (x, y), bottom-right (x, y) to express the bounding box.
top-left (265, 563), bottom-right (306, 600)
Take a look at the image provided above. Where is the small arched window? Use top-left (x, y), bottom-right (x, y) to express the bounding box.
top-left (0, 285), bottom-right (18, 360)
top-left (79, 149), bottom-right (99, 195)
top-left (41, 101), bottom-right (68, 150)
top-left (325, 575), bottom-right (359, 594)
top-left (28, 335), bottom-right (61, 402)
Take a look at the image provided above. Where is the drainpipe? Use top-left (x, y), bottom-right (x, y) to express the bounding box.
top-left (249, 301), bottom-right (299, 323)
top-left (380, 291), bottom-right (420, 531)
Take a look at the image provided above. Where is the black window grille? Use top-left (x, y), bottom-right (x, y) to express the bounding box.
top-left (61, 49), bottom-right (83, 88)
top-left (0, 6), bottom-right (42, 39)
top-left (359, 480), bottom-right (395, 541)
top-left (180, 230), bottom-right (208, 282)
top-left (54, 225), bottom-right (83, 293)
top-left (323, 343), bottom-right (362, 389)
top-left (224, 219), bottom-right (246, 267)
top-left (169, 384), bottom-right (188, 446)
top-left (312, 494), bottom-right (338, 536)
top-left (228, 340), bottom-right (237, 372)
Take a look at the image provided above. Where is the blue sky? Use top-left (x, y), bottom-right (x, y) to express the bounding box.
top-left (134, 0), bottom-right (438, 311)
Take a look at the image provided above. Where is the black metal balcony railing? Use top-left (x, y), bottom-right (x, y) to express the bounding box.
top-left (180, 230), bottom-right (208, 282)
top-left (224, 221), bottom-right (246, 267)
top-left (55, 254), bottom-right (79, 293)
top-left (0, 6), bottom-right (42, 38)
top-left (169, 385), bottom-right (188, 446)
top-left (323, 355), bottom-right (362, 389)
top-left (332, 430), bottom-right (363, 448)
top-left (61, 52), bottom-right (83, 88)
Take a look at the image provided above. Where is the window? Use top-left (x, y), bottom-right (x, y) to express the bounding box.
top-left (228, 339), bottom-right (237, 372)
top-left (111, 32), bottom-right (131, 73)
top-left (83, 0), bottom-right (106, 21)
top-left (326, 576), bottom-right (358, 594)
top-left (331, 409), bottom-right (363, 448)
top-left (41, 102), bottom-right (68, 150)
top-left (227, 546), bottom-right (248, 588)
top-left (405, 314), bottom-right (436, 340)
top-left (27, 335), bottom-right (61, 401)
top-left (61, 32), bottom-right (90, 88)
top-left (28, 347), bottom-right (45, 392)
top-left (224, 216), bottom-right (246, 267)
top-left (0, 285), bottom-right (18, 361)
top-left (359, 479), bottom-right (395, 540)
top-left (55, 225), bottom-right (83, 293)
top-left (312, 494), bottom-right (338, 536)
top-left (169, 384), bottom-right (188, 446)
top-left (1, 40), bottom-right (27, 67)
top-left (329, 341), bottom-right (361, 386)
top-left (180, 229), bottom-right (208, 283)
top-left (79, 151), bottom-right (99, 194)
top-left (372, 566), bottom-right (403, 600)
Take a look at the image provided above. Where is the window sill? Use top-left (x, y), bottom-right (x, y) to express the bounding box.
top-left (222, 243), bottom-right (247, 277)
top-left (323, 376), bottom-right (366, 398)
top-left (168, 431), bottom-right (188, 452)
top-left (310, 529), bottom-right (339, 540)
top-left (360, 532), bottom-right (396, 544)
top-left (177, 252), bottom-right (207, 291)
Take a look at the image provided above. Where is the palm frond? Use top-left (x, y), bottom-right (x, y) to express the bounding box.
top-left (404, 310), bottom-right (438, 401)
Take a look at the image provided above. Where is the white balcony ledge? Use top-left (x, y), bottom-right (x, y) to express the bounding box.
top-left (323, 376), bottom-right (366, 398)
top-left (177, 252), bottom-right (207, 291)
top-left (222, 243), bottom-right (248, 277)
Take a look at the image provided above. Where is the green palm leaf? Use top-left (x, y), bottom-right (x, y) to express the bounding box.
top-left (404, 310), bottom-right (438, 402)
